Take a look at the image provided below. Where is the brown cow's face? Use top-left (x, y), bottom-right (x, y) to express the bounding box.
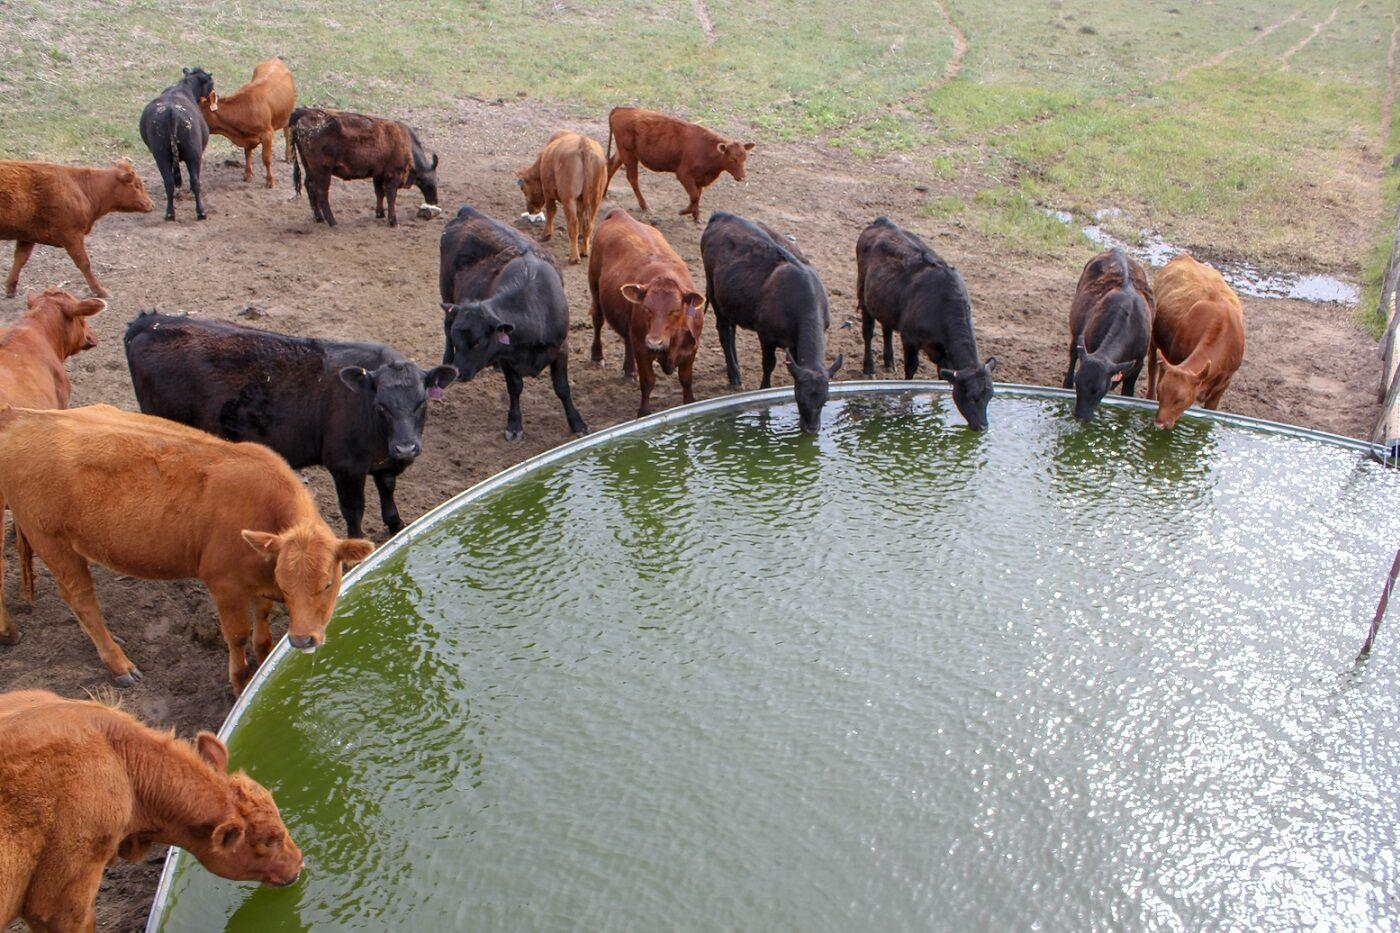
top-left (242, 525), bottom-right (375, 653)
top-left (186, 733), bottom-right (304, 887)
top-left (28, 288), bottom-right (104, 356)
top-left (515, 166), bottom-right (545, 213)
top-left (1153, 354), bottom-right (1208, 430)
top-left (112, 161), bottom-right (155, 213)
top-left (716, 141), bottom-right (755, 182)
top-left (620, 281), bottom-right (705, 374)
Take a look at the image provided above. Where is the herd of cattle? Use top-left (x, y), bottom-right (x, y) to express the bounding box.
top-left (0, 56), bottom-right (1249, 929)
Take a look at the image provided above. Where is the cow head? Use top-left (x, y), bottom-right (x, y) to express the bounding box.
top-left (111, 160), bottom-right (155, 213)
top-left (182, 733), bottom-right (304, 887)
top-left (441, 301), bottom-right (514, 380)
top-left (716, 140), bottom-right (756, 181)
top-left (28, 287), bottom-right (105, 356)
top-left (515, 164), bottom-right (545, 214)
top-left (339, 360), bottom-right (458, 462)
top-left (938, 357), bottom-right (997, 431)
top-left (181, 67), bottom-right (214, 103)
top-left (786, 352), bottom-right (843, 434)
top-left (1153, 352), bottom-right (1209, 430)
top-left (1072, 337), bottom-right (1134, 422)
top-left (620, 279), bottom-right (704, 375)
top-left (408, 133), bottom-right (439, 206)
top-left (241, 523), bottom-right (374, 653)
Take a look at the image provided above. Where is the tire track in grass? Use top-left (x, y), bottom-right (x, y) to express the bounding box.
top-left (1170, 8), bottom-right (1306, 82)
top-left (1382, 13), bottom-right (1398, 145)
top-left (933, 0), bottom-right (967, 89)
top-left (690, 0), bottom-right (716, 43)
top-left (1279, 6), bottom-right (1338, 70)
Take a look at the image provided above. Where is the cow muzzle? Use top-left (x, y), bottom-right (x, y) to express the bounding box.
top-left (645, 336), bottom-right (667, 352)
top-left (288, 633), bottom-right (321, 654)
top-left (390, 441), bottom-right (421, 460)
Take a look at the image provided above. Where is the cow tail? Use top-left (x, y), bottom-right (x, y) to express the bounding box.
top-left (291, 131), bottom-right (303, 198)
top-left (605, 111), bottom-right (614, 163)
top-left (16, 527), bottom-right (34, 604)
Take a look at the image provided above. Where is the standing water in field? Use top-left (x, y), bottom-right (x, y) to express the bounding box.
top-left (153, 388), bottom-right (1400, 932)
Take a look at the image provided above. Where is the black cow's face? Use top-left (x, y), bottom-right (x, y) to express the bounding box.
top-left (940, 357), bottom-right (997, 431)
top-left (182, 67), bottom-right (214, 102)
top-left (787, 353), bottom-right (843, 434)
top-left (1072, 349), bottom-right (1131, 423)
top-left (339, 360), bottom-right (457, 462)
top-left (442, 302), bottom-right (513, 381)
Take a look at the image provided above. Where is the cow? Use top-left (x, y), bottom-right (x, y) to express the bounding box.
top-left (855, 217), bottom-right (997, 430)
top-left (516, 131), bottom-right (608, 264)
top-left (198, 58), bottom-right (296, 188)
top-left (0, 288), bottom-right (104, 410)
top-left (290, 107), bottom-right (440, 227)
top-left (589, 207), bottom-right (705, 415)
top-left (1064, 248), bottom-right (1154, 422)
top-left (1147, 254), bottom-right (1246, 429)
top-left (0, 690), bottom-right (301, 932)
top-left (139, 67), bottom-right (215, 221)
top-left (701, 212), bottom-right (841, 433)
top-left (0, 404), bottom-right (375, 694)
top-left (440, 206), bottom-right (588, 440)
top-left (605, 107), bottom-right (755, 223)
top-left (0, 159), bottom-right (154, 298)
top-left (125, 312), bottom-right (456, 539)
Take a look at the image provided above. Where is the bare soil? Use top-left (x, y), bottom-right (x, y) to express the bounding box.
top-left (0, 98), bottom-right (1381, 932)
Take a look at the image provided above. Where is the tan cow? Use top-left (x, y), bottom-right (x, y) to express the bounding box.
top-left (0, 159), bottom-right (154, 298)
top-left (516, 131), bottom-right (608, 264)
top-left (0, 690), bottom-right (302, 931)
top-left (0, 405), bottom-right (374, 694)
top-left (1148, 254), bottom-right (1246, 429)
top-left (0, 288), bottom-right (105, 410)
top-left (199, 58), bottom-right (297, 187)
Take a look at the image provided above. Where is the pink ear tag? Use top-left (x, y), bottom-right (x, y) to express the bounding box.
top-left (427, 386), bottom-right (446, 401)
top-left (497, 332), bottom-right (511, 345)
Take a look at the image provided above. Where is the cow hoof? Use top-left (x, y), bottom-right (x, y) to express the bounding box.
top-left (385, 519), bottom-right (405, 534)
top-left (164, 213), bottom-right (176, 222)
top-left (504, 429), bottom-right (524, 442)
top-left (197, 212), bottom-right (207, 221)
top-left (112, 667), bottom-right (144, 687)
top-left (0, 629), bottom-right (20, 646)
top-left (573, 425), bottom-right (590, 437)
top-left (4, 287), bottom-right (16, 299)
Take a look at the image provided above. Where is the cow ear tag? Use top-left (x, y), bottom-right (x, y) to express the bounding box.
top-left (427, 386), bottom-right (446, 401)
top-left (497, 332), bottom-right (511, 346)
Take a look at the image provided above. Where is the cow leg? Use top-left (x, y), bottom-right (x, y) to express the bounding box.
top-left (385, 179), bottom-right (400, 227)
top-left (677, 174), bottom-right (702, 223)
top-left (638, 353), bottom-right (657, 416)
top-left (1120, 364), bottom-right (1140, 398)
top-left (331, 470), bottom-right (367, 538)
top-left (20, 850), bottom-right (105, 933)
top-left (318, 177), bottom-right (338, 227)
top-left (883, 326), bottom-right (895, 372)
top-left (541, 199), bottom-right (557, 243)
top-left (155, 154), bottom-right (178, 221)
top-left (1063, 343), bottom-right (1077, 389)
top-left (1146, 346), bottom-right (1159, 399)
top-left (0, 498), bottom-right (13, 646)
top-left (62, 238), bottom-right (108, 299)
top-left (306, 172), bottom-right (326, 223)
top-left (861, 312), bottom-right (876, 377)
top-left (261, 132), bottom-right (276, 188)
top-left (760, 340), bottom-right (777, 389)
top-left (243, 145), bottom-right (256, 182)
top-left (250, 597), bottom-right (276, 667)
top-left (186, 154), bottom-right (207, 221)
top-left (211, 589), bottom-right (255, 696)
top-left (720, 317), bottom-right (743, 387)
top-left (373, 177), bottom-right (387, 219)
top-left (283, 126), bottom-right (293, 162)
top-left (903, 340), bottom-right (920, 379)
top-left (40, 542), bottom-right (140, 685)
top-left (372, 470), bottom-right (405, 534)
top-left (5, 241), bottom-right (36, 297)
top-left (562, 200), bottom-right (581, 264)
top-left (624, 158), bottom-right (648, 212)
top-left (503, 367), bottom-right (525, 441)
top-left (678, 354), bottom-right (696, 406)
top-left (550, 355), bottom-right (589, 435)
top-left (622, 341), bottom-right (636, 380)
top-left (590, 297), bottom-right (605, 363)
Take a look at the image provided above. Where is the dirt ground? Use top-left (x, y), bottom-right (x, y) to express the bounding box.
top-left (0, 98), bottom-right (1382, 931)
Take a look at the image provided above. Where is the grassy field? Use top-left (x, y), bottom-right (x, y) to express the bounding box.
top-left (1, 0), bottom-right (1396, 328)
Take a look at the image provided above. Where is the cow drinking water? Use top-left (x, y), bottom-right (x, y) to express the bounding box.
top-left (1064, 248), bottom-right (1154, 422)
top-left (701, 212), bottom-right (841, 433)
top-left (124, 312), bottom-right (456, 539)
top-left (1147, 254), bottom-right (1246, 429)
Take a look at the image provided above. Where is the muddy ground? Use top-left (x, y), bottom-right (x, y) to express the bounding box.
top-left (0, 98), bottom-right (1382, 931)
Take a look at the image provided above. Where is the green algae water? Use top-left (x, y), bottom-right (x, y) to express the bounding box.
top-left (153, 389), bottom-right (1400, 932)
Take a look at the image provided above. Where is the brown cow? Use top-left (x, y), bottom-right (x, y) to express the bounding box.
top-left (0, 690), bottom-right (301, 931)
top-left (199, 58), bottom-right (296, 188)
top-left (516, 131), bottom-right (608, 264)
top-left (289, 107), bottom-right (439, 227)
top-left (1064, 248), bottom-right (1154, 422)
top-left (589, 208), bottom-right (704, 415)
top-left (605, 107), bottom-right (755, 223)
top-left (1147, 254), bottom-right (1246, 429)
top-left (0, 288), bottom-right (104, 410)
top-left (0, 159), bottom-right (154, 298)
top-left (0, 405), bottom-right (374, 694)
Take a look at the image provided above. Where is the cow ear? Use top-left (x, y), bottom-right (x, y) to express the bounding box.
top-left (983, 356), bottom-right (998, 374)
top-left (684, 291), bottom-right (705, 312)
top-left (431, 153), bottom-right (439, 170)
top-left (1196, 360), bottom-right (1211, 380)
top-left (339, 366), bottom-right (376, 394)
top-left (196, 732), bottom-right (229, 772)
top-left (183, 67), bottom-right (192, 75)
top-left (213, 819), bottom-right (244, 850)
top-left (1076, 334), bottom-right (1088, 357)
top-left (742, 142), bottom-right (755, 152)
top-left (716, 142), bottom-right (728, 154)
top-left (828, 354), bottom-right (844, 378)
top-left (68, 298), bottom-right (107, 319)
top-left (785, 352), bottom-right (799, 377)
top-left (620, 284), bottom-right (647, 303)
top-left (424, 365), bottom-right (457, 390)
top-left (337, 538), bottom-right (376, 566)
top-left (241, 529), bottom-right (282, 558)
top-left (939, 367), bottom-right (957, 381)
top-left (440, 302), bottom-right (458, 319)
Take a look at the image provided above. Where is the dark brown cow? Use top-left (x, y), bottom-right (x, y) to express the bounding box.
top-left (0, 160), bottom-right (153, 298)
top-left (1064, 248), bottom-right (1154, 422)
top-left (605, 107), bottom-right (754, 223)
top-left (0, 690), bottom-right (301, 931)
top-left (199, 58), bottom-right (296, 188)
top-left (290, 107), bottom-right (439, 227)
top-left (589, 208), bottom-right (704, 415)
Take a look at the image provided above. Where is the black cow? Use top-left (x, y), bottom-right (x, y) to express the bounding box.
top-left (1063, 248), bottom-right (1153, 422)
top-left (123, 312), bottom-right (456, 538)
top-left (439, 205), bottom-right (587, 440)
top-left (139, 68), bottom-right (214, 221)
top-left (855, 217), bottom-right (997, 430)
top-left (701, 212), bottom-right (842, 433)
